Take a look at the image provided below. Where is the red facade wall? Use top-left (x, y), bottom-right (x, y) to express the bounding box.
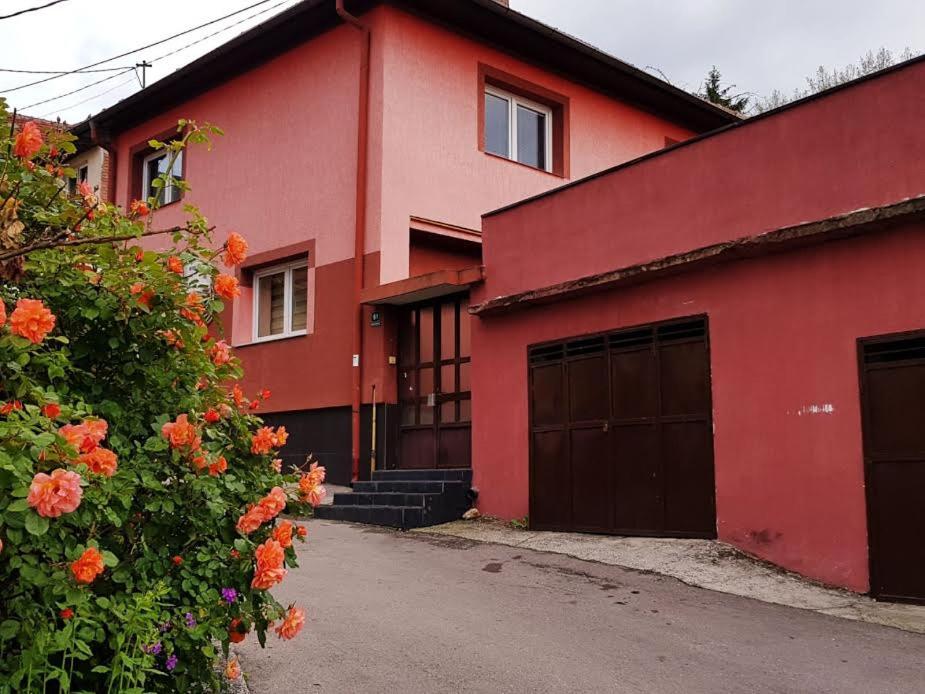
top-left (471, 59), bottom-right (925, 592)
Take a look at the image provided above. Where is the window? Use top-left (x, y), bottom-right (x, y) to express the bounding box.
top-left (67, 164), bottom-right (89, 195)
top-left (484, 86), bottom-right (553, 171)
top-left (142, 150), bottom-right (183, 205)
top-left (253, 261), bottom-right (308, 341)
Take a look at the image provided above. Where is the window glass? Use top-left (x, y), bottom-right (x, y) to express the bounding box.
top-left (485, 92), bottom-right (510, 157)
top-left (419, 307), bottom-right (434, 363)
top-left (145, 151), bottom-right (183, 203)
top-left (516, 105), bottom-right (546, 170)
top-left (459, 399), bottom-right (471, 423)
top-left (257, 272), bottom-right (286, 338)
top-left (290, 266), bottom-right (308, 332)
top-left (440, 302), bottom-right (456, 360)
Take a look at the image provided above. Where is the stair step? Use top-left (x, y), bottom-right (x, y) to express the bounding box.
top-left (314, 504), bottom-right (429, 529)
top-left (333, 492), bottom-right (440, 508)
top-left (373, 468), bottom-right (472, 483)
top-left (353, 480), bottom-right (464, 494)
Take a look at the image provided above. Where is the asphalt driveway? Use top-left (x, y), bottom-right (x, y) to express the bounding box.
top-left (236, 520), bottom-right (925, 693)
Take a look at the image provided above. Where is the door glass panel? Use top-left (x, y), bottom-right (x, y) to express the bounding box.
top-left (399, 309), bottom-right (416, 367)
top-left (459, 301), bottom-right (471, 358)
top-left (399, 369), bottom-right (416, 403)
top-left (459, 399), bottom-right (471, 422)
top-left (459, 361), bottom-right (471, 392)
top-left (257, 272), bottom-right (285, 338)
top-left (440, 401), bottom-right (456, 424)
top-left (441, 364), bottom-right (456, 395)
top-left (419, 367), bottom-right (434, 397)
top-left (420, 402), bottom-right (434, 425)
top-left (441, 302), bottom-right (456, 360)
top-left (419, 307), bottom-right (434, 363)
top-left (401, 404), bottom-right (416, 426)
top-left (290, 266), bottom-right (308, 332)
top-left (516, 105), bottom-right (546, 169)
top-left (485, 92), bottom-right (510, 157)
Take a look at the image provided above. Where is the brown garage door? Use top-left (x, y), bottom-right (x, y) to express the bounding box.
top-left (529, 316), bottom-right (716, 538)
top-left (859, 331), bottom-right (925, 603)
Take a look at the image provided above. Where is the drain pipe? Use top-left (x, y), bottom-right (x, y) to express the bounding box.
top-left (336, 0), bottom-right (371, 483)
top-left (89, 119), bottom-right (118, 205)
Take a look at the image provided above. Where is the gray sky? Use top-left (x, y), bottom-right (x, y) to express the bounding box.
top-left (1, 0), bottom-right (922, 123)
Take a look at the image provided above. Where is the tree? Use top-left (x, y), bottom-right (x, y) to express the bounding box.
top-left (698, 66), bottom-right (750, 113)
top-left (0, 106), bottom-right (328, 691)
top-left (752, 47), bottom-right (918, 113)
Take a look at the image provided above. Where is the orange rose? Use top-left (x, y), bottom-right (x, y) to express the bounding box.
top-left (299, 472), bottom-right (327, 508)
top-left (208, 456), bottom-right (228, 476)
top-left (295, 524), bottom-right (308, 539)
top-left (228, 618), bottom-right (248, 644)
top-left (204, 408), bottom-right (221, 424)
top-left (272, 520), bottom-right (293, 549)
top-left (41, 403), bottom-right (61, 419)
top-left (225, 657), bottom-right (241, 680)
top-left (28, 469), bottom-right (83, 517)
top-left (70, 547), bottom-right (105, 584)
top-left (130, 199), bottom-right (150, 217)
top-left (0, 401), bottom-right (22, 416)
top-left (251, 539), bottom-right (286, 590)
top-left (161, 414), bottom-right (202, 452)
top-left (10, 298), bottom-right (55, 344)
top-left (181, 292), bottom-right (205, 326)
top-left (250, 427), bottom-right (276, 455)
top-left (209, 340), bottom-right (232, 366)
top-left (222, 233), bottom-right (248, 267)
top-left (78, 447), bottom-right (118, 477)
top-left (236, 507), bottom-right (265, 535)
top-left (275, 606), bottom-right (305, 640)
top-left (13, 121), bottom-right (43, 159)
top-left (60, 419), bottom-right (108, 454)
top-left (167, 256), bottom-right (184, 274)
top-left (0, 300), bottom-right (6, 328)
top-left (214, 274), bottom-right (240, 300)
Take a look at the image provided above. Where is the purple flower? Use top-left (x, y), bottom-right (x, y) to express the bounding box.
top-left (143, 641), bottom-right (162, 656)
top-left (159, 622), bottom-right (173, 633)
top-left (165, 654), bottom-right (178, 672)
top-left (184, 612), bottom-right (196, 628)
top-left (221, 588), bottom-right (238, 604)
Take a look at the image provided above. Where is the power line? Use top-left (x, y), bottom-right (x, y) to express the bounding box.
top-left (2, 0), bottom-right (284, 94)
top-left (21, 68), bottom-right (136, 110)
top-left (0, 66), bottom-right (130, 75)
top-left (38, 74), bottom-right (139, 119)
top-left (0, 0), bottom-right (70, 21)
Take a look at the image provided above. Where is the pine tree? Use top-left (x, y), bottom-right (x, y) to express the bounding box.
top-left (699, 66), bottom-right (750, 113)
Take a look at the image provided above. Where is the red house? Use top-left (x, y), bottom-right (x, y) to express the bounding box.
top-left (470, 56), bottom-right (925, 601)
top-left (70, 0), bottom-right (732, 496)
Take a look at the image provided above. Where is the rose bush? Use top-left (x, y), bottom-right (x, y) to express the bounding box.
top-left (0, 105), bottom-right (327, 692)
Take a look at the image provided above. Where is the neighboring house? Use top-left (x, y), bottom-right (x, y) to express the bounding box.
top-left (470, 56), bottom-right (925, 600)
top-left (70, 0), bottom-right (734, 486)
top-left (64, 144), bottom-right (109, 197)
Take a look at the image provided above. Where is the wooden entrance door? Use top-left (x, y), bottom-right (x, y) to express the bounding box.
top-left (397, 295), bottom-right (472, 469)
top-left (859, 331), bottom-right (925, 603)
top-left (529, 316), bottom-right (716, 537)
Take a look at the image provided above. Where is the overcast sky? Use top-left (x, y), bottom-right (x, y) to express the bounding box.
top-left (0, 0), bottom-right (922, 123)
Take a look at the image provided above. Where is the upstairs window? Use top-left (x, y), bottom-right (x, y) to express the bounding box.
top-left (484, 86), bottom-right (553, 172)
top-left (253, 261), bottom-right (308, 342)
top-left (142, 150), bottom-right (183, 205)
top-left (67, 164), bottom-right (89, 195)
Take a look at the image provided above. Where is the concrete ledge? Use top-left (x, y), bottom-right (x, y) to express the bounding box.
top-left (415, 518), bottom-right (925, 634)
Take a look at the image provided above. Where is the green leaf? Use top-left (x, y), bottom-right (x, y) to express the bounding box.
top-left (24, 513), bottom-right (49, 536)
top-left (0, 620), bottom-right (19, 639)
top-left (6, 499), bottom-right (29, 512)
top-left (101, 550), bottom-right (119, 568)
top-left (10, 486), bottom-right (29, 498)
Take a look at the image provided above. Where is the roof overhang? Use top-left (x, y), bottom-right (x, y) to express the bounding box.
top-left (361, 266), bottom-right (484, 306)
top-left (471, 196), bottom-right (925, 316)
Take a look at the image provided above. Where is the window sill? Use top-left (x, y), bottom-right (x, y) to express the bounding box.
top-left (235, 331), bottom-right (308, 348)
top-left (482, 150), bottom-right (565, 179)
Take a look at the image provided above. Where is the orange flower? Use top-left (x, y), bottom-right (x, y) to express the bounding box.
top-left (251, 539), bottom-right (286, 590)
top-left (209, 340), bottom-right (232, 366)
top-left (231, 384), bottom-right (246, 408)
top-left (0, 300), bottom-right (6, 328)
top-left (260, 486), bottom-right (287, 518)
top-left (0, 401), bottom-right (22, 416)
top-left (208, 456), bottom-right (228, 476)
top-left (228, 618), bottom-right (248, 644)
top-left (214, 274), bottom-right (240, 300)
top-left (42, 403), bottom-right (61, 419)
top-left (160, 329), bottom-right (184, 349)
top-left (250, 427), bottom-right (276, 455)
top-left (305, 461), bottom-right (326, 486)
top-left (225, 657), bottom-right (241, 680)
top-left (223, 233), bottom-right (248, 267)
top-left (261, 389), bottom-right (272, 400)
top-left (60, 419), bottom-right (108, 454)
top-left (70, 547), bottom-right (105, 584)
top-left (271, 458), bottom-right (282, 473)
top-left (13, 121), bottom-right (43, 159)
top-left (130, 199), bottom-right (150, 217)
top-left (295, 524), bottom-right (308, 539)
top-left (60, 608), bottom-right (74, 620)
top-left (10, 298), bottom-right (56, 344)
top-left (161, 414), bottom-right (201, 452)
top-left (273, 426), bottom-right (289, 447)
top-left (299, 472), bottom-right (327, 508)
top-left (181, 292), bottom-right (205, 326)
top-left (166, 256), bottom-right (184, 274)
top-left (78, 447), bottom-right (118, 477)
top-left (192, 453), bottom-right (209, 471)
top-left (172, 555), bottom-right (183, 566)
top-left (204, 408), bottom-right (221, 424)
top-left (275, 606), bottom-right (305, 640)
top-left (28, 469), bottom-right (83, 517)
top-left (236, 507), bottom-right (264, 535)
top-left (130, 282), bottom-right (154, 309)
top-left (272, 520), bottom-right (294, 549)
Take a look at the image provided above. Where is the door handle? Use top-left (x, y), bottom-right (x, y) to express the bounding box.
top-left (602, 422), bottom-right (609, 432)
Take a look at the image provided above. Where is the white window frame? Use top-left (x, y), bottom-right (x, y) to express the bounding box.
top-left (484, 85), bottom-right (554, 172)
top-left (142, 150), bottom-right (183, 205)
top-left (251, 260), bottom-right (309, 343)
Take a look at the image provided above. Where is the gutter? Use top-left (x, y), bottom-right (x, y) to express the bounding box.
top-left (88, 118), bottom-right (118, 205)
top-left (335, 0), bottom-right (371, 483)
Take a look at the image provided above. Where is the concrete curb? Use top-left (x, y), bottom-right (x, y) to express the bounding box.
top-left (413, 518), bottom-right (925, 635)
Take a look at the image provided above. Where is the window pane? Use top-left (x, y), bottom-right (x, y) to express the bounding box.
top-left (257, 272), bottom-right (286, 338)
top-left (399, 309), bottom-right (416, 367)
top-left (516, 105), bottom-right (546, 169)
top-left (459, 361), bottom-right (471, 392)
top-left (419, 367), bottom-right (434, 396)
top-left (440, 302), bottom-right (456, 360)
top-left (441, 364), bottom-right (456, 395)
top-left (440, 400), bottom-right (456, 424)
top-left (459, 398), bottom-right (471, 423)
top-left (485, 92), bottom-right (510, 157)
top-left (419, 307), bottom-right (434, 363)
top-left (146, 155), bottom-right (164, 198)
top-left (290, 266), bottom-right (308, 332)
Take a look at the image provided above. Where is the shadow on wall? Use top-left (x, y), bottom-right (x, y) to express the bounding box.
top-left (260, 408), bottom-right (351, 485)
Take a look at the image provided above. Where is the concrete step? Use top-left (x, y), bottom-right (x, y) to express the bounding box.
top-left (315, 504), bottom-right (434, 529)
top-left (372, 468), bottom-right (472, 483)
top-left (352, 480), bottom-right (464, 494)
top-left (332, 492), bottom-right (441, 508)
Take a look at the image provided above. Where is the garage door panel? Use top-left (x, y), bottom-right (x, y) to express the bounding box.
top-left (531, 363), bottom-right (564, 428)
top-left (532, 430), bottom-right (569, 528)
top-left (866, 366), bottom-right (925, 456)
top-left (612, 348), bottom-right (657, 420)
top-left (569, 427), bottom-right (611, 530)
top-left (568, 356), bottom-right (609, 422)
top-left (662, 422), bottom-right (716, 535)
top-left (612, 425), bottom-right (661, 533)
top-left (660, 341), bottom-right (711, 417)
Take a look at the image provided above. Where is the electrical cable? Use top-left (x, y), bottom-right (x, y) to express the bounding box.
top-left (0, 0), bottom-right (70, 21)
